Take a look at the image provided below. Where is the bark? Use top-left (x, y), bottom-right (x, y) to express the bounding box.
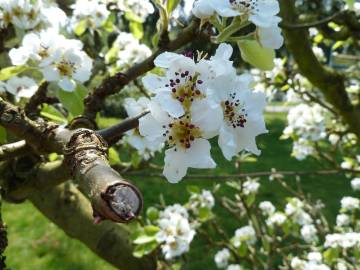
top-left (29, 183), bottom-right (156, 270)
top-left (279, 0), bottom-right (360, 138)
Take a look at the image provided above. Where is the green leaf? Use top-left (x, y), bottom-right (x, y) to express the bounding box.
top-left (198, 207), bottom-right (212, 221)
top-left (131, 151), bottom-right (142, 168)
top-left (74, 20), bottom-right (88, 36)
top-left (323, 248), bottom-right (339, 264)
top-left (0, 126), bottom-right (7, 144)
top-left (56, 84), bottom-right (88, 117)
top-left (108, 147), bottom-right (121, 165)
top-left (245, 193), bottom-right (256, 206)
top-left (129, 21), bottom-right (144, 40)
top-left (40, 104), bottom-right (67, 124)
top-left (238, 40), bottom-right (275, 71)
top-left (167, 0), bottom-right (181, 13)
top-left (144, 225), bottom-right (160, 235)
top-left (0, 66), bottom-right (29, 81)
top-left (146, 207), bottom-right (160, 222)
top-left (125, 11), bottom-right (143, 23)
top-left (133, 235), bottom-right (157, 245)
top-left (186, 185), bottom-right (200, 194)
top-left (133, 241), bottom-right (158, 258)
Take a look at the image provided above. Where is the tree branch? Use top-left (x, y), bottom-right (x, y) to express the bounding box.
top-left (29, 183), bottom-right (156, 270)
top-left (279, 0), bottom-right (360, 138)
top-left (0, 99), bottom-right (143, 222)
top-left (83, 19), bottom-right (204, 120)
top-left (0, 140), bottom-right (31, 161)
top-left (280, 11), bottom-right (345, 29)
top-left (97, 110), bottom-right (149, 145)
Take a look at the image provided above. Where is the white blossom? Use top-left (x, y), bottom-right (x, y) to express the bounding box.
top-left (70, 0), bottom-right (110, 30)
top-left (232, 225), bottom-right (256, 247)
top-left (324, 232), bottom-right (360, 249)
top-left (285, 198), bottom-right (313, 225)
top-left (123, 97), bottom-right (163, 159)
top-left (10, 30), bottom-right (93, 92)
top-left (336, 214), bottom-right (351, 227)
top-left (259, 201), bottom-right (275, 215)
top-left (307, 252), bottom-right (322, 263)
top-left (116, 0), bottom-right (154, 22)
top-left (226, 265), bottom-right (242, 270)
top-left (300, 224), bottom-right (318, 243)
top-left (214, 248), bottom-right (231, 268)
top-left (156, 204), bottom-right (195, 260)
top-left (351, 178), bottom-right (360, 191)
top-left (341, 196), bottom-right (360, 211)
top-left (188, 190), bottom-right (215, 212)
top-left (266, 212), bottom-right (287, 227)
top-left (242, 177), bottom-right (260, 195)
top-left (2, 76), bottom-right (37, 101)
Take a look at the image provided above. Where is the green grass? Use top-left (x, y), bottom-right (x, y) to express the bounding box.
top-left (3, 112), bottom-right (352, 269)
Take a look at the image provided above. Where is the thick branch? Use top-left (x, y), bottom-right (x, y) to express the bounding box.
top-left (64, 129), bottom-right (142, 223)
top-left (0, 99), bottom-right (143, 222)
top-left (279, 0), bottom-right (360, 138)
top-left (29, 183), bottom-right (156, 270)
top-left (84, 19), bottom-right (203, 120)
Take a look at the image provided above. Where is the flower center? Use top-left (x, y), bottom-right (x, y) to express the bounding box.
top-left (39, 44), bottom-right (49, 59)
top-left (57, 60), bottom-right (76, 77)
top-left (229, 0), bottom-right (258, 13)
top-left (222, 93), bottom-right (247, 129)
top-left (165, 71), bottom-right (205, 112)
top-left (162, 116), bottom-right (202, 150)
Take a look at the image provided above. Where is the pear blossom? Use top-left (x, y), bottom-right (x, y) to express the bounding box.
top-left (266, 212), bottom-right (287, 227)
top-left (307, 252), bottom-right (322, 263)
top-left (336, 214), bottom-right (351, 227)
top-left (285, 198), bottom-right (313, 225)
top-left (300, 224), bottom-right (318, 243)
top-left (2, 76), bottom-right (37, 101)
top-left (340, 196), bottom-right (360, 211)
top-left (0, 0), bottom-right (65, 30)
top-left (325, 232), bottom-right (360, 249)
top-left (123, 98), bottom-right (163, 159)
top-left (242, 177), bottom-right (260, 195)
top-left (139, 100), bottom-right (217, 183)
top-left (188, 190), bottom-right (215, 212)
top-left (116, 0), bottom-right (154, 22)
top-left (10, 30), bottom-right (93, 92)
top-left (214, 248), bottom-right (231, 268)
top-left (232, 225), bottom-right (257, 247)
top-left (42, 46), bottom-right (92, 91)
top-left (259, 201), bottom-right (275, 215)
top-left (291, 257), bottom-right (307, 270)
top-left (192, 0), bottom-right (283, 49)
top-left (226, 265), bottom-right (242, 270)
top-left (210, 73), bottom-right (267, 159)
top-left (156, 204), bottom-right (195, 260)
top-left (70, 0), bottom-right (110, 30)
top-left (351, 178), bottom-right (360, 191)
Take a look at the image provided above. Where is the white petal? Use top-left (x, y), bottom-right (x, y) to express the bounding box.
top-left (58, 77), bottom-right (76, 92)
top-left (191, 99), bottom-right (222, 138)
top-left (192, 0), bottom-right (215, 18)
top-left (185, 138), bottom-right (216, 169)
top-left (257, 25), bottom-right (284, 49)
top-left (9, 47), bottom-right (30, 65)
top-left (139, 113), bottom-right (166, 141)
top-left (42, 66), bottom-right (60, 81)
top-left (142, 74), bottom-right (166, 93)
top-left (154, 52), bottom-right (186, 68)
top-left (212, 43), bottom-right (233, 61)
top-left (155, 90), bottom-right (184, 118)
top-left (163, 148), bottom-right (188, 183)
top-left (218, 125), bottom-right (238, 160)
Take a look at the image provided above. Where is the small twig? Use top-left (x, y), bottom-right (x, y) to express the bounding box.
top-left (97, 110), bottom-right (149, 145)
top-left (0, 140), bottom-right (31, 161)
top-left (124, 169), bottom-right (352, 180)
top-left (280, 11), bottom-right (345, 29)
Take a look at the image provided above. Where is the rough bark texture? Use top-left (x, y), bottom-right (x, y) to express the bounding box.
top-left (279, 0), bottom-right (360, 138)
top-left (29, 183), bottom-right (156, 270)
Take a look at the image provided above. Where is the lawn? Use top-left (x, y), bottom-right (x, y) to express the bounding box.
top-left (3, 112), bottom-right (351, 270)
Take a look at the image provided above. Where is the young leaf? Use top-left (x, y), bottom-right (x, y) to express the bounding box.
top-left (56, 84), bottom-right (88, 117)
top-left (0, 126), bottom-right (7, 144)
top-left (0, 66), bottom-right (29, 81)
top-left (238, 40), bottom-right (275, 71)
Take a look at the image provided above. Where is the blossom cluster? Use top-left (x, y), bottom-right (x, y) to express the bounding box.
top-left (0, 0), bottom-right (65, 31)
top-left (105, 32), bottom-right (151, 71)
top-left (104, 0), bottom-right (154, 22)
top-left (282, 104), bottom-right (328, 160)
top-left (9, 29), bottom-right (93, 91)
top-left (139, 43), bottom-right (267, 183)
top-left (70, 0), bottom-right (110, 31)
top-left (192, 0), bottom-right (284, 50)
top-left (0, 76), bottom-right (37, 101)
